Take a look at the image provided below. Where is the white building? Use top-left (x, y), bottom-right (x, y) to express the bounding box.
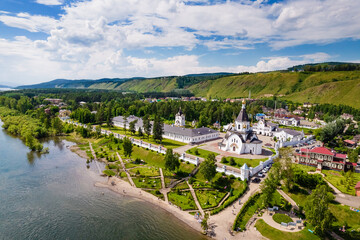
top-left (273, 117), bottom-right (300, 127)
top-left (175, 108), bottom-right (185, 127)
top-left (218, 100), bottom-right (263, 155)
top-left (273, 128), bottom-right (304, 142)
top-left (112, 114), bottom-right (219, 144)
top-left (253, 119), bottom-right (278, 136)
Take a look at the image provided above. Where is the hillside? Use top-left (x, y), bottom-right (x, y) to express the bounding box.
top-left (15, 69), bottom-right (360, 108)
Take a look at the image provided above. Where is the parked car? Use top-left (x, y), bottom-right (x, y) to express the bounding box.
top-left (258, 173), bottom-right (264, 178)
top-left (251, 177), bottom-right (261, 183)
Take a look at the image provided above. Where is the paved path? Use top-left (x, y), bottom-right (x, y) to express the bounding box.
top-left (277, 189), bottom-right (299, 210)
top-left (89, 142), bottom-right (102, 175)
top-left (209, 182), bottom-right (261, 239)
top-left (116, 152), bottom-right (135, 187)
top-left (187, 181), bottom-right (205, 216)
top-left (159, 168), bottom-right (169, 203)
top-left (260, 211), bottom-right (303, 232)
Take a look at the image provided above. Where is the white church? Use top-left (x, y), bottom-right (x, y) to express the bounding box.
top-left (219, 100), bottom-right (263, 155)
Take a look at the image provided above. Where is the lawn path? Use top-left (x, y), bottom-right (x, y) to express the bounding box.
top-left (116, 152), bottom-right (135, 187)
top-left (187, 181), bottom-right (205, 216)
top-left (159, 168), bottom-right (169, 203)
top-left (89, 142), bottom-right (102, 175)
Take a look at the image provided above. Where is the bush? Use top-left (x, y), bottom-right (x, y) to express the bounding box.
top-left (233, 193), bottom-right (261, 231)
top-left (229, 157), bottom-right (236, 166)
top-left (188, 177), bottom-right (195, 184)
top-left (194, 149), bottom-right (199, 155)
top-left (272, 213), bottom-right (293, 224)
top-left (221, 157), bottom-right (228, 164)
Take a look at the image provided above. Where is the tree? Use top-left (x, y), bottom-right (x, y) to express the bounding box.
top-left (348, 147), bottom-right (359, 163)
top-left (123, 115), bottom-right (128, 134)
top-left (95, 125), bottom-right (101, 138)
top-left (278, 147), bottom-right (294, 190)
top-left (143, 115), bottom-right (152, 139)
top-left (153, 116), bottom-right (164, 143)
top-left (129, 120), bottom-right (137, 135)
top-left (123, 137), bottom-right (133, 158)
top-left (164, 149), bottom-right (180, 171)
top-left (138, 127), bottom-right (144, 137)
top-left (200, 155), bottom-right (217, 181)
top-left (51, 117), bottom-right (63, 135)
top-left (201, 213), bottom-right (209, 231)
top-left (305, 185), bottom-right (335, 235)
top-left (260, 169), bottom-right (279, 207)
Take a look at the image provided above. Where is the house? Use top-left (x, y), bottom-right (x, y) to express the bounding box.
top-left (296, 147), bottom-right (352, 172)
top-left (273, 117), bottom-right (300, 127)
top-left (218, 100), bottom-right (263, 155)
top-left (353, 135), bottom-right (360, 143)
top-left (213, 121), bottom-right (221, 129)
top-left (44, 98), bottom-right (62, 105)
top-left (59, 109), bottom-right (71, 120)
top-left (303, 102), bottom-right (312, 108)
top-left (341, 113), bottom-right (354, 121)
top-left (293, 109), bottom-right (304, 115)
top-left (273, 128), bottom-right (304, 142)
top-left (344, 139), bottom-right (357, 148)
top-left (255, 113), bottom-right (266, 120)
top-left (112, 114), bottom-right (219, 144)
top-left (355, 182), bottom-right (360, 197)
top-left (252, 120), bottom-right (278, 136)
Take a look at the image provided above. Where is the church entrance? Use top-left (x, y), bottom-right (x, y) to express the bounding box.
top-left (233, 146), bottom-right (236, 152)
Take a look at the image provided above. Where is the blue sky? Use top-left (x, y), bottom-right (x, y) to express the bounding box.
top-left (0, 0), bottom-right (359, 86)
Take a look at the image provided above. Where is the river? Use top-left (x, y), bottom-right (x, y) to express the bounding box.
top-left (0, 121), bottom-right (205, 240)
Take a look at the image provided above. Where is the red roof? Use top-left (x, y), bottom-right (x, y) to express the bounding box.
top-left (346, 162), bottom-right (357, 166)
top-left (344, 139), bottom-right (356, 145)
top-left (300, 147), bottom-right (346, 159)
top-left (355, 182), bottom-right (360, 189)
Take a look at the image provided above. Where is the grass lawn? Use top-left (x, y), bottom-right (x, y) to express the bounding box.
top-left (133, 177), bottom-right (162, 189)
top-left (121, 145), bottom-right (166, 168)
top-left (272, 213), bottom-right (293, 224)
top-left (128, 166), bottom-right (160, 177)
top-left (145, 190), bottom-right (164, 200)
top-left (103, 169), bottom-right (116, 176)
top-left (173, 181), bottom-right (189, 190)
top-left (168, 191), bottom-right (198, 210)
top-left (101, 125), bottom-right (187, 149)
top-left (330, 203), bottom-right (360, 240)
top-left (186, 147), bottom-right (219, 159)
top-left (221, 156), bottom-right (265, 168)
top-left (322, 170), bottom-right (360, 196)
top-left (233, 193), bottom-right (261, 231)
top-left (255, 219), bottom-right (320, 240)
top-left (195, 190), bottom-right (227, 209)
top-left (293, 163), bottom-right (316, 172)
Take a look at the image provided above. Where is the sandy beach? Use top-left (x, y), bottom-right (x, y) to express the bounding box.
top-left (95, 177), bottom-right (204, 233)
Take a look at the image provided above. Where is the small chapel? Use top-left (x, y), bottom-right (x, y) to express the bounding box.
top-left (175, 108), bottom-right (185, 127)
top-left (219, 100), bottom-right (263, 155)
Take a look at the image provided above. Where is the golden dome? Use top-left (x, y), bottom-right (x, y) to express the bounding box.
top-left (242, 99), bottom-right (246, 104)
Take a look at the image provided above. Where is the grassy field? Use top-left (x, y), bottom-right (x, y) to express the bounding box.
top-left (195, 190), bottom-right (227, 209)
top-left (168, 191), bottom-right (198, 210)
top-left (128, 166), bottom-right (160, 177)
top-left (293, 164), bottom-right (316, 172)
top-left (221, 156), bottom-right (265, 168)
top-left (173, 181), bottom-right (189, 190)
top-left (322, 170), bottom-right (360, 196)
top-left (133, 177), bottom-right (161, 189)
top-left (100, 125), bottom-right (186, 149)
top-left (272, 213), bottom-right (293, 224)
top-left (145, 190), bottom-right (164, 200)
top-left (330, 203), bottom-right (360, 240)
top-left (186, 147), bottom-right (219, 159)
top-left (255, 219), bottom-right (320, 240)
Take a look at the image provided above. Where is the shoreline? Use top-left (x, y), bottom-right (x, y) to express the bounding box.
top-left (69, 142), bottom-right (205, 235)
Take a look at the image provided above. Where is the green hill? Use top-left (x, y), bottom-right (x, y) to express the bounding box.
top-left (16, 67), bottom-right (360, 108)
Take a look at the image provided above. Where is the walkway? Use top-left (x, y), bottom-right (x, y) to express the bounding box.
top-left (209, 181), bottom-right (261, 239)
top-left (277, 189), bottom-right (299, 210)
top-left (187, 181), bottom-right (205, 216)
top-left (89, 142), bottom-right (102, 175)
top-left (260, 211), bottom-right (303, 232)
top-left (116, 152), bottom-right (135, 187)
top-left (159, 168), bottom-right (169, 203)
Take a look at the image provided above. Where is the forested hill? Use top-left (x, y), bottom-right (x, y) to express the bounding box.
top-left (16, 69), bottom-right (360, 108)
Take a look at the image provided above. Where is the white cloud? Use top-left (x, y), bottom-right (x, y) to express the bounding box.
top-left (0, 12), bottom-right (57, 33)
top-left (35, 0), bottom-right (63, 6)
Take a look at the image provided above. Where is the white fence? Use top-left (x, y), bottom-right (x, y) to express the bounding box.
top-left (67, 120), bottom-right (279, 181)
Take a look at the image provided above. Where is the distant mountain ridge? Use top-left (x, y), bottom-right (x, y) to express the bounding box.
top-left (0, 84), bottom-right (12, 88)
top-left (13, 63), bottom-right (360, 108)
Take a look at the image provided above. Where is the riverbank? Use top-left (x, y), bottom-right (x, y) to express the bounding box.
top-left (95, 177), bottom-right (204, 233)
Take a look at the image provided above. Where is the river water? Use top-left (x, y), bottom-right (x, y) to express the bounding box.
top-left (0, 121), bottom-right (205, 240)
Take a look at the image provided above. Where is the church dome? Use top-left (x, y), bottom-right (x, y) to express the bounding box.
top-left (236, 107), bottom-right (249, 122)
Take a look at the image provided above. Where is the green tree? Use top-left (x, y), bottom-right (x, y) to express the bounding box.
top-left (138, 127), bottom-right (143, 138)
top-left (305, 185), bottom-right (335, 235)
top-left (129, 120), bottom-right (137, 135)
top-left (152, 116), bottom-right (163, 143)
top-left (123, 137), bottom-right (133, 158)
top-left (143, 115), bottom-right (152, 139)
top-left (164, 149), bottom-right (180, 171)
top-left (95, 125), bottom-right (101, 138)
top-left (51, 117), bottom-right (63, 135)
top-left (278, 147), bottom-right (294, 190)
top-left (201, 213), bottom-right (209, 231)
top-left (200, 155), bottom-right (217, 181)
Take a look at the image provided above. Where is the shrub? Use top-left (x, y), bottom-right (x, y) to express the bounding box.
top-left (221, 157), bottom-right (228, 163)
top-left (194, 149), bottom-right (199, 155)
top-left (188, 177), bottom-right (195, 184)
top-left (229, 157), bottom-right (236, 166)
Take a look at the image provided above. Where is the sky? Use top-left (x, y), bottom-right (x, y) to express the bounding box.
top-left (0, 0), bottom-right (359, 86)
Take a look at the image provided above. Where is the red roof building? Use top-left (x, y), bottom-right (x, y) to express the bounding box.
top-left (297, 147), bottom-right (352, 172)
top-left (355, 182), bottom-right (360, 197)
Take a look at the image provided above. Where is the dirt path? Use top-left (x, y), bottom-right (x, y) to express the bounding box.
top-left (116, 152), bottom-right (135, 187)
top-left (187, 181), bottom-right (205, 216)
top-left (277, 189), bottom-right (299, 210)
top-left (89, 142), bottom-right (102, 175)
top-left (159, 168), bottom-right (169, 203)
